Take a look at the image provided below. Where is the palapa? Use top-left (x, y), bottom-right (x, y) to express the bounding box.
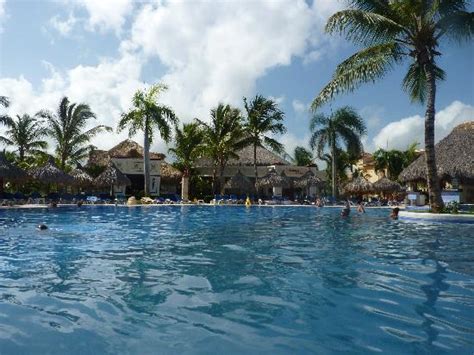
top-left (344, 176), bottom-right (374, 195)
top-left (399, 121), bottom-right (474, 183)
top-left (160, 162), bottom-right (182, 183)
top-left (94, 162), bottom-right (131, 187)
top-left (0, 152), bottom-right (27, 180)
top-left (70, 165), bottom-right (93, 186)
top-left (224, 170), bottom-right (254, 192)
top-left (256, 169), bottom-right (290, 188)
top-left (294, 171), bottom-right (323, 189)
top-left (373, 177), bottom-right (402, 193)
top-left (29, 157), bottom-right (74, 184)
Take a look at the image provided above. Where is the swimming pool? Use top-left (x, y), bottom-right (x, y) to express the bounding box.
top-left (0, 206), bottom-right (473, 354)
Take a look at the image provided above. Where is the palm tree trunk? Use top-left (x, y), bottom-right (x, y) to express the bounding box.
top-left (219, 162), bottom-right (225, 195)
top-left (143, 122), bottom-right (151, 197)
top-left (181, 170), bottom-right (190, 201)
top-left (424, 64), bottom-right (444, 212)
top-left (0, 177), bottom-right (3, 194)
top-left (212, 165), bottom-right (218, 195)
top-left (331, 135), bottom-right (337, 199)
top-left (253, 144), bottom-right (258, 194)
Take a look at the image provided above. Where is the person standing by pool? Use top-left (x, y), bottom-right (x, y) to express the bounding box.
top-left (341, 199), bottom-right (351, 217)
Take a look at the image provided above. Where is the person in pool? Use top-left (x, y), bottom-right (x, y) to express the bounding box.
top-left (341, 199), bottom-right (351, 217)
top-left (390, 207), bottom-right (400, 219)
top-left (357, 200), bottom-right (365, 213)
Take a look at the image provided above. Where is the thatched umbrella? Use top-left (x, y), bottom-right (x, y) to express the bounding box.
top-left (256, 169), bottom-right (290, 188)
top-left (94, 162), bottom-right (131, 188)
top-left (224, 170), bottom-right (254, 193)
top-left (29, 157), bottom-right (74, 185)
top-left (344, 176), bottom-right (374, 195)
top-left (399, 121), bottom-right (474, 183)
top-left (0, 152), bottom-right (28, 194)
top-left (160, 162), bottom-right (182, 183)
top-left (373, 177), bottom-right (402, 193)
top-left (294, 171), bottom-right (323, 189)
top-left (70, 164), bottom-right (93, 186)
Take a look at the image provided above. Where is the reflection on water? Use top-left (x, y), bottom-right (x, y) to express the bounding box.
top-left (0, 206), bottom-right (473, 354)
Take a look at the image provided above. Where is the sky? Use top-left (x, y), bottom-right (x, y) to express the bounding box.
top-left (0, 0), bottom-right (473, 166)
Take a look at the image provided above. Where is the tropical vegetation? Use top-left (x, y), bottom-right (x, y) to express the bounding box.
top-left (118, 84), bottom-right (178, 196)
top-left (309, 106), bottom-right (366, 198)
top-left (241, 95), bottom-right (286, 190)
top-left (292, 146), bottom-right (314, 167)
top-left (311, 0), bottom-right (474, 212)
top-left (198, 104), bottom-right (246, 194)
top-left (373, 142), bottom-right (420, 180)
top-left (169, 121), bottom-right (204, 200)
top-left (38, 97), bottom-right (112, 170)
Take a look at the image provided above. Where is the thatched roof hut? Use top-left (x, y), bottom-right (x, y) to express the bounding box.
top-left (160, 162), bottom-right (182, 183)
top-left (294, 171), bottom-right (323, 189)
top-left (0, 152), bottom-right (27, 180)
top-left (87, 139), bottom-right (165, 167)
top-left (373, 177), bottom-right (402, 193)
top-left (70, 165), bottom-right (93, 186)
top-left (29, 158), bottom-right (74, 184)
top-left (256, 169), bottom-right (290, 188)
top-left (399, 121), bottom-right (474, 183)
top-left (94, 162), bottom-right (131, 187)
top-left (344, 176), bottom-right (374, 195)
top-left (224, 170), bottom-right (254, 192)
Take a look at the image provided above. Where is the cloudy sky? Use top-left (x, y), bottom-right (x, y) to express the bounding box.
top-left (0, 0), bottom-right (473, 164)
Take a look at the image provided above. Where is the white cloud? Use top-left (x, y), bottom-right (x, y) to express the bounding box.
top-left (292, 99), bottom-right (309, 115)
top-left (80, 0), bottom-right (133, 34)
top-left (49, 12), bottom-right (77, 36)
top-left (372, 101), bottom-right (474, 151)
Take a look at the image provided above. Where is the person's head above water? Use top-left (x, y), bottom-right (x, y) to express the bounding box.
top-left (37, 224), bottom-right (48, 230)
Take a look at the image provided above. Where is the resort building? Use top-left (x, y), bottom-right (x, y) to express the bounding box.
top-left (194, 146), bottom-right (326, 197)
top-left (86, 140), bottom-right (181, 196)
top-left (399, 121), bottom-right (474, 203)
top-left (350, 152), bottom-right (380, 182)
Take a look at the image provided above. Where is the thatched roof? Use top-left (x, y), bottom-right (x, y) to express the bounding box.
top-left (0, 152), bottom-right (27, 180)
top-left (294, 171), bottom-right (323, 188)
top-left (94, 162), bottom-right (131, 187)
top-left (344, 176), bottom-right (374, 194)
top-left (399, 121), bottom-right (474, 182)
top-left (224, 170), bottom-right (254, 191)
top-left (160, 162), bottom-right (182, 182)
top-left (256, 169), bottom-right (290, 188)
top-left (29, 158), bottom-right (74, 184)
top-left (196, 145), bottom-right (290, 168)
top-left (87, 139), bottom-right (165, 167)
top-left (373, 177), bottom-right (402, 193)
top-left (70, 165), bottom-right (93, 186)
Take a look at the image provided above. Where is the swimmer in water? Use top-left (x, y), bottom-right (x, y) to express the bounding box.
top-left (390, 207), bottom-right (400, 219)
top-left (37, 224), bottom-right (48, 230)
top-left (341, 199), bottom-right (351, 217)
top-left (357, 201), bottom-right (365, 213)
top-left (77, 201), bottom-right (83, 207)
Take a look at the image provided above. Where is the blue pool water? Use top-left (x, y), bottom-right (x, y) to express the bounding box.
top-left (0, 206), bottom-right (473, 354)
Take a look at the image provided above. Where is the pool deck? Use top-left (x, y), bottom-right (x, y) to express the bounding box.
top-left (399, 210), bottom-right (474, 224)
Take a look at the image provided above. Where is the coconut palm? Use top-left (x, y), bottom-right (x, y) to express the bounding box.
top-left (309, 107), bottom-right (366, 198)
top-left (311, 1), bottom-right (473, 211)
top-left (241, 95), bottom-right (286, 190)
top-left (39, 97), bottom-right (111, 170)
top-left (198, 104), bottom-right (246, 194)
top-left (169, 121), bottom-right (204, 200)
top-left (0, 114), bottom-right (48, 162)
top-left (118, 84), bottom-right (178, 196)
top-left (0, 96), bottom-right (8, 108)
top-left (292, 146), bottom-right (314, 166)
top-left (373, 148), bottom-right (407, 180)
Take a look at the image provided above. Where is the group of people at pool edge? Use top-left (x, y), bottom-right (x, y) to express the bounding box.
top-left (339, 199), bottom-right (400, 219)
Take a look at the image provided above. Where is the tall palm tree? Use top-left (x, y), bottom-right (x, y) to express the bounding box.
top-left (373, 148), bottom-right (407, 180)
top-left (198, 104), bottom-right (246, 194)
top-left (309, 106), bottom-right (366, 198)
top-left (241, 95), bottom-right (286, 190)
top-left (0, 114), bottom-right (48, 162)
top-left (118, 84), bottom-right (178, 196)
top-left (39, 97), bottom-right (111, 170)
top-left (311, 1), bottom-right (473, 212)
top-left (169, 121), bottom-right (204, 200)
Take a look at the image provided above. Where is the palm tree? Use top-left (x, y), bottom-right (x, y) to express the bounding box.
top-left (311, 1), bottom-right (473, 212)
top-left (292, 146), bottom-right (314, 166)
top-left (0, 114), bottom-right (48, 162)
top-left (169, 121), bottom-right (204, 200)
top-left (373, 148), bottom-right (406, 180)
top-left (198, 104), bottom-right (246, 194)
top-left (39, 97), bottom-right (111, 170)
top-left (118, 84), bottom-right (178, 196)
top-left (241, 95), bottom-right (286, 190)
top-left (309, 107), bottom-right (366, 198)
top-left (0, 96), bottom-right (9, 108)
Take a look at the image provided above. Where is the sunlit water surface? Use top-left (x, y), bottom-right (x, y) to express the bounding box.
top-left (0, 206), bottom-right (473, 354)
